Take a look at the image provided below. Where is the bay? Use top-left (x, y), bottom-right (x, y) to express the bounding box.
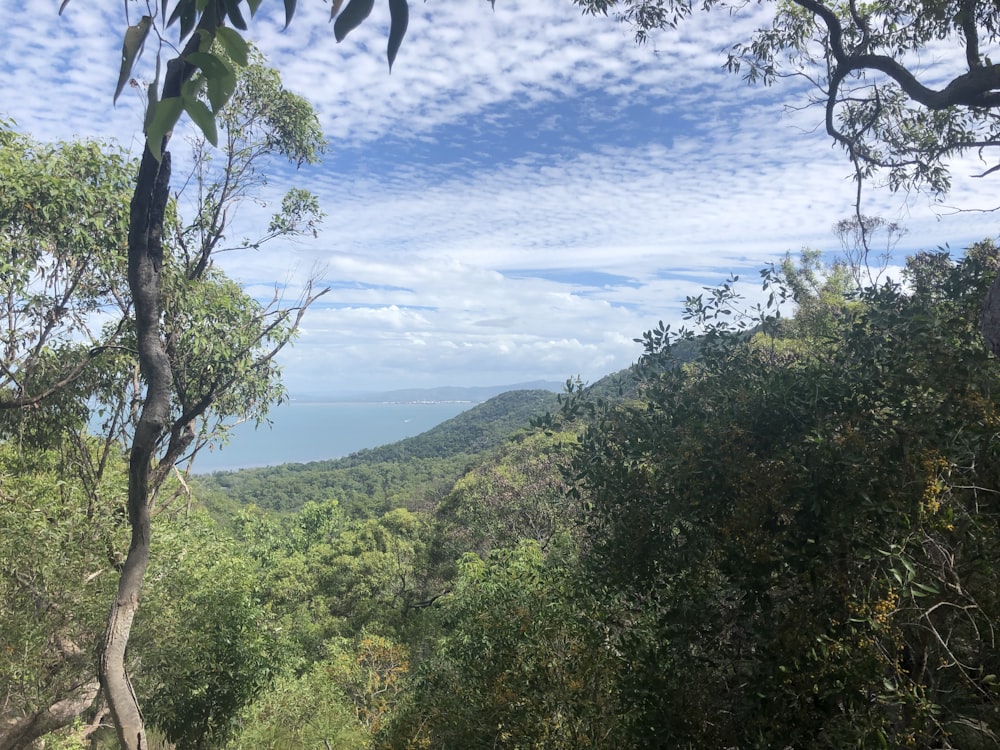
top-left (192, 401), bottom-right (475, 474)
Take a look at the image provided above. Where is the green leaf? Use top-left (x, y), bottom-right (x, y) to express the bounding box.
top-left (178, 0), bottom-right (198, 39)
top-left (387, 0), bottom-right (409, 71)
top-left (145, 96), bottom-right (184, 162)
top-left (216, 27), bottom-right (250, 67)
top-left (143, 80), bottom-right (159, 134)
top-left (196, 28), bottom-right (215, 52)
top-left (185, 51), bottom-right (232, 79)
top-left (329, 0), bottom-right (345, 20)
top-left (246, 0), bottom-right (263, 14)
top-left (334, 0), bottom-right (374, 42)
top-left (181, 75), bottom-right (207, 101)
top-left (143, 53), bottom-right (163, 133)
top-left (224, 0), bottom-right (248, 30)
top-left (185, 96), bottom-right (219, 147)
top-left (206, 68), bottom-right (238, 113)
top-left (114, 15), bottom-right (153, 104)
top-left (283, 0), bottom-right (297, 29)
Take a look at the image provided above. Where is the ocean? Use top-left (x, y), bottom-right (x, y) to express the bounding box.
top-left (190, 401), bottom-right (475, 474)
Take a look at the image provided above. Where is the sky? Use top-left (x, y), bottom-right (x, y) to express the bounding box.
top-left (2, 0), bottom-right (999, 396)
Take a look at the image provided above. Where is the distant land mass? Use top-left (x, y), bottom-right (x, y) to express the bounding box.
top-left (293, 380), bottom-right (565, 404)
top-left (193, 389), bottom-right (565, 511)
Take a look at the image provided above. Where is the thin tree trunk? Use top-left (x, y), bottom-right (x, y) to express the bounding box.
top-left (100, 146), bottom-right (173, 750)
top-left (982, 271), bottom-right (1000, 357)
top-left (0, 680), bottom-right (101, 750)
top-left (98, 11), bottom-right (221, 744)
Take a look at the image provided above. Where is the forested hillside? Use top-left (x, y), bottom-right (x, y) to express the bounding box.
top-left (5, 232), bottom-right (1000, 748)
top-left (194, 388), bottom-right (561, 516)
top-left (206, 246), bottom-right (1000, 749)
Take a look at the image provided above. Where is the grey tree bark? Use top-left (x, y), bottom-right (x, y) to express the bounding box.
top-left (98, 23), bottom-right (208, 749)
top-left (0, 681), bottom-right (100, 750)
top-left (982, 273), bottom-right (1000, 358)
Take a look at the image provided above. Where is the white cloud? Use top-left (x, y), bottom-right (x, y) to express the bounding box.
top-left (2, 0), bottom-right (998, 396)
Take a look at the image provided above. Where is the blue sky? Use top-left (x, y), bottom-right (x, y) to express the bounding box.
top-left (3, 0), bottom-right (998, 396)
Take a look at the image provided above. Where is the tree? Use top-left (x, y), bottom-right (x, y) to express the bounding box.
top-left (436, 431), bottom-right (581, 557)
top-left (566, 247), bottom-right (1000, 747)
top-left (48, 3), bottom-right (414, 742)
top-left (1, 52), bottom-right (327, 747)
top-left (223, 662), bottom-right (370, 750)
top-left (0, 443), bottom-right (127, 750)
top-left (383, 539), bottom-right (622, 749)
top-left (0, 130), bottom-right (132, 428)
top-left (131, 515), bottom-right (282, 750)
top-left (572, 0), bottom-right (1000, 351)
top-left (0, 133), bottom-right (137, 748)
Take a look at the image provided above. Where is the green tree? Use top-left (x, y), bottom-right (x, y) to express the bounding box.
top-left (0, 443), bottom-right (127, 750)
top-left (572, 0), bottom-right (1000, 353)
top-left (0, 131), bottom-right (136, 748)
top-left (132, 515), bottom-right (282, 750)
top-left (436, 430), bottom-right (581, 556)
top-left (100, 51), bottom-right (327, 746)
top-left (224, 663), bottom-right (369, 750)
top-left (257, 505), bottom-right (441, 659)
top-left (50, 3), bottom-right (409, 739)
top-left (1, 52), bottom-right (327, 746)
top-left (0, 131), bottom-right (132, 430)
top-left (384, 539), bottom-right (622, 750)
top-left (567, 246), bottom-right (1000, 747)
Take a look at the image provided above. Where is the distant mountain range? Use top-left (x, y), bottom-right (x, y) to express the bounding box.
top-left (292, 380), bottom-right (565, 404)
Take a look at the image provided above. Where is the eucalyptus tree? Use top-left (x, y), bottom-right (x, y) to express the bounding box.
top-left (573, 0), bottom-right (1000, 348)
top-left (103, 50), bottom-right (328, 746)
top-left (47, 3), bottom-right (413, 743)
top-left (0, 52), bottom-right (327, 747)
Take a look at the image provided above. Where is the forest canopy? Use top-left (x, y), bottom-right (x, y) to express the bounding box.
top-left (4, 0), bottom-right (1000, 747)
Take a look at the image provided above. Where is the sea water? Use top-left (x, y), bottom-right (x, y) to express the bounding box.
top-left (191, 401), bottom-right (475, 474)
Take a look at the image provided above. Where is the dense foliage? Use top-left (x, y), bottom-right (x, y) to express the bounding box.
top-left (7, 239), bottom-right (1000, 749)
top-left (195, 389), bottom-right (559, 515)
top-left (567, 246), bottom-right (1000, 748)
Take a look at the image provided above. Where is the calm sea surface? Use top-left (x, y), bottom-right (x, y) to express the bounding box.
top-left (191, 401), bottom-right (475, 474)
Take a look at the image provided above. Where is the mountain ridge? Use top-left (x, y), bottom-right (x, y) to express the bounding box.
top-left (292, 380), bottom-right (564, 404)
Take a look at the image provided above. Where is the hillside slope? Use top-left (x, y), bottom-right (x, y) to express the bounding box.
top-left (194, 388), bottom-right (561, 516)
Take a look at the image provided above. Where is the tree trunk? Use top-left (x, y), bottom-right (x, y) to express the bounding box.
top-left (99, 147), bottom-right (173, 750)
top-left (982, 271), bottom-right (1000, 357)
top-left (0, 680), bottom-right (101, 750)
top-left (98, 13), bottom-right (221, 744)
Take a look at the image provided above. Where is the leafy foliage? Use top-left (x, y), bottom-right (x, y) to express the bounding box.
top-left (195, 389), bottom-right (560, 515)
top-left (65, 0), bottom-right (414, 159)
top-left (574, 0), bottom-right (1000, 196)
top-left (436, 430), bottom-right (580, 556)
top-left (383, 540), bottom-right (622, 750)
top-left (567, 244), bottom-right (1000, 748)
top-left (0, 133), bottom-right (133, 438)
top-left (130, 515), bottom-right (281, 749)
top-left (0, 443), bottom-right (127, 742)
top-left (224, 661), bottom-right (369, 749)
